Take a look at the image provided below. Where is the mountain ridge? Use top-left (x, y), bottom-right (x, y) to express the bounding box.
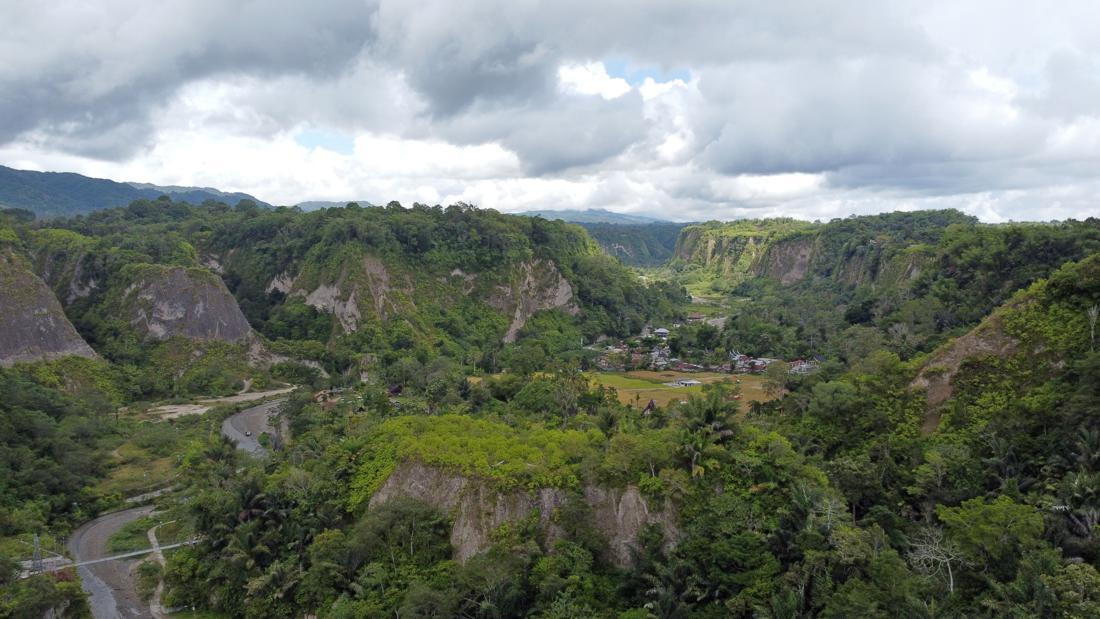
top-left (0, 164), bottom-right (269, 218)
top-left (517, 208), bottom-right (669, 224)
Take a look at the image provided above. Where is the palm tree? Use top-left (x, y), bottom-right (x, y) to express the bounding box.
top-left (676, 384), bottom-right (738, 477)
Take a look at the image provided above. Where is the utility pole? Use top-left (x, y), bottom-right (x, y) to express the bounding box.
top-left (32, 533), bottom-right (42, 574)
top-left (1089, 304), bottom-right (1098, 353)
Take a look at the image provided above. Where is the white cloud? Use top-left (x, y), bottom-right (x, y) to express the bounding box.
top-left (558, 62), bottom-right (631, 99)
top-left (2, 1), bottom-right (1100, 222)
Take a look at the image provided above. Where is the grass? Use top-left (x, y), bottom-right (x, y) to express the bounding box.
top-left (107, 516), bottom-right (188, 553)
top-left (107, 516), bottom-right (157, 553)
top-left (95, 448), bottom-right (177, 498)
top-left (589, 371), bottom-right (774, 412)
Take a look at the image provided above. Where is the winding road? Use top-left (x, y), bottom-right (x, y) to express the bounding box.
top-left (68, 505), bottom-right (156, 619)
top-left (221, 398), bottom-right (284, 455)
top-left (66, 398), bottom-right (286, 617)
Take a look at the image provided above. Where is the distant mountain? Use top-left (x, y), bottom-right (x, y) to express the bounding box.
top-left (126, 182), bottom-right (268, 209)
top-left (518, 208), bottom-right (669, 225)
top-left (0, 165), bottom-right (268, 218)
top-left (295, 200), bottom-right (375, 211)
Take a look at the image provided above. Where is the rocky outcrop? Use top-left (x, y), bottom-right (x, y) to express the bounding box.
top-left (0, 251), bottom-right (97, 366)
top-left (369, 461), bottom-right (677, 566)
top-left (490, 260), bottom-right (579, 343)
top-left (304, 283), bottom-right (361, 333)
top-left (265, 271), bottom-right (295, 295)
top-left (121, 265), bottom-right (253, 342)
top-left (296, 255), bottom-right (409, 333)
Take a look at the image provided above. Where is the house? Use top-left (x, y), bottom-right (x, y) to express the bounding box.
top-left (687, 312), bottom-right (706, 322)
top-left (677, 378), bottom-right (703, 387)
top-left (654, 327), bottom-right (670, 338)
top-left (789, 358), bottom-right (821, 375)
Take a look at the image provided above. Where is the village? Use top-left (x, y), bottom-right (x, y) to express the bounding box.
top-left (590, 312), bottom-right (822, 377)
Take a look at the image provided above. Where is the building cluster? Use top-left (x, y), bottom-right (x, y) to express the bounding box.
top-left (591, 336), bottom-right (821, 375)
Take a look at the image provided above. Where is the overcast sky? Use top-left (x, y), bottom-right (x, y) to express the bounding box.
top-left (2, 1), bottom-right (1099, 222)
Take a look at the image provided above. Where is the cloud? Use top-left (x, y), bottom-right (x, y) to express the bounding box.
top-left (1, 1), bottom-right (1100, 222)
top-left (558, 63), bottom-right (631, 99)
top-left (0, 0), bottom-right (375, 154)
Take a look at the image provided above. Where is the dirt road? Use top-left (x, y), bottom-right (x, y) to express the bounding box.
top-left (68, 505), bottom-right (155, 619)
top-left (221, 398), bottom-right (284, 455)
top-left (148, 385), bottom-right (296, 419)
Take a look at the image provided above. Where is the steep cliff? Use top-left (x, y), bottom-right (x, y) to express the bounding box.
top-left (368, 461), bottom-right (677, 567)
top-left (758, 235), bottom-right (818, 285)
top-left (670, 211), bottom-right (976, 290)
top-left (489, 259), bottom-right (580, 343)
top-left (119, 264), bottom-right (254, 342)
top-left (672, 219), bottom-right (816, 286)
top-left (29, 228), bottom-right (103, 306)
top-left (0, 250), bottom-right (97, 366)
top-left (265, 251), bottom-right (578, 343)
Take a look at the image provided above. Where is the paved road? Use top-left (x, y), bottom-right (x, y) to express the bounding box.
top-left (221, 398), bottom-right (284, 455)
top-left (68, 505), bottom-right (155, 619)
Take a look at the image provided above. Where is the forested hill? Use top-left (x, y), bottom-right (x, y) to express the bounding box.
top-left (665, 210), bottom-right (1100, 365)
top-left (5, 201), bottom-right (1100, 616)
top-left (580, 222), bottom-right (686, 266)
top-left (0, 200), bottom-right (684, 390)
top-left (0, 164), bottom-right (268, 218)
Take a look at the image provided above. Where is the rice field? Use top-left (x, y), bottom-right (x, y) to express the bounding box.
top-left (589, 370), bottom-right (773, 412)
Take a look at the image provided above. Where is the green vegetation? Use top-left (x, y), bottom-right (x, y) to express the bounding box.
top-left (667, 211), bottom-right (1100, 362)
top-left (580, 222), bottom-right (686, 266)
top-left (3, 202), bottom-right (1100, 616)
top-left (0, 163), bottom-right (264, 218)
top-left (349, 415), bottom-right (605, 505)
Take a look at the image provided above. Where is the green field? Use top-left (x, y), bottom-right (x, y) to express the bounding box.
top-left (589, 371), bottom-right (773, 411)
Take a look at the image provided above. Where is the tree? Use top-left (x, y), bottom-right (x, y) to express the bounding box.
top-left (936, 496), bottom-right (1043, 580)
top-left (762, 362), bottom-right (789, 398)
top-left (907, 526), bottom-right (966, 593)
top-left (676, 384), bottom-right (739, 477)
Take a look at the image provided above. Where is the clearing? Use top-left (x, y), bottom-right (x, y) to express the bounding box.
top-left (589, 370), bottom-right (773, 411)
top-left (145, 385), bottom-right (297, 419)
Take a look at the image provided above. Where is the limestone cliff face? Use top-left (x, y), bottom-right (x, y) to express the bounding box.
top-left (489, 260), bottom-right (579, 343)
top-left (369, 461), bottom-right (678, 567)
top-left (121, 265), bottom-right (253, 342)
top-left (0, 251), bottom-right (97, 366)
top-left (287, 255), bottom-right (413, 334)
top-left (674, 221), bottom-right (941, 291)
top-left (759, 237), bottom-right (817, 285)
top-left (673, 223), bottom-right (819, 287)
top-left (34, 249), bottom-right (102, 306)
top-left (277, 254), bottom-right (577, 342)
top-left (674, 229), bottom-right (769, 282)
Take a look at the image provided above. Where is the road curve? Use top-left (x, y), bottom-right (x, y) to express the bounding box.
top-left (221, 398), bottom-right (284, 455)
top-left (68, 505), bottom-right (155, 619)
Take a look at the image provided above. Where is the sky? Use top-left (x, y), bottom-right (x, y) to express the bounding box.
top-left (1, 1), bottom-right (1099, 222)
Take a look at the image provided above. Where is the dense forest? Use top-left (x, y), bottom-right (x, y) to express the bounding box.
top-left (581, 223), bottom-right (686, 266)
top-left (2, 204), bottom-right (1100, 617)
